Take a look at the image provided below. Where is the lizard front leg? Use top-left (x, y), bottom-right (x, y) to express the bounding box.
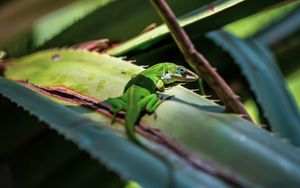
top-left (156, 79), bottom-right (175, 91)
top-left (156, 80), bottom-right (165, 91)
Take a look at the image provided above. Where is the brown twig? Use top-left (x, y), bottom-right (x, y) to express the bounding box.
top-left (72, 39), bottom-right (110, 52)
top-left (150, 0), bottom-right (253, 122)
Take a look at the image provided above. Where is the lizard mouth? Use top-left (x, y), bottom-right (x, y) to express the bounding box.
top-left (171, 70), bottom-right (198, 82)
top-left (184, 70), bottom-right (199, 81)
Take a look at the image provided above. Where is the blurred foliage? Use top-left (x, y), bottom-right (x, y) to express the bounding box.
top-left (0, 0), bottom-right (75, 48)
top-left (288, 69), bottom-right (300, 106)
top-left (1, 0), bottom-right (300, 187)
top-left (124, 181), bottom-right (142, 188)
top-left (244, 99), bottom-right (260, 124)
top-left (33, 0), bottom-right (112, 47)
top-left (225, 1), bottom-right (300, 37)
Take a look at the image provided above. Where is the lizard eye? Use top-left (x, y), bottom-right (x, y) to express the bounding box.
top-left (178, 67), bottom-right (185, 74)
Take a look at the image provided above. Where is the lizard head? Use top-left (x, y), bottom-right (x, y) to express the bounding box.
top-left (161, 63), bottom-right (198, 84)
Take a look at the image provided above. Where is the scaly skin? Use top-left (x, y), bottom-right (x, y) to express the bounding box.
top-left (106, 63), bottom-right (198, 145)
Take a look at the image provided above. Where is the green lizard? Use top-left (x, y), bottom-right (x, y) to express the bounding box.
top-left (106, 63), bottom-right (198, 145)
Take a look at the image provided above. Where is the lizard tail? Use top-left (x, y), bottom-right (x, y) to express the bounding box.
top-left (124, 108), bottom-right (142, 145)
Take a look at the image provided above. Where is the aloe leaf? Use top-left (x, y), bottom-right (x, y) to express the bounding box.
top-left (3, 49), bottom-right (300, 187)
top-left (0, 77), bottom-right (231, 188)
top-left (207, 30), bottom-right (300, 146)
top-left (4, 49), bottom-right (214, 105)
top-left (1, 50), bottom-right (230, 187)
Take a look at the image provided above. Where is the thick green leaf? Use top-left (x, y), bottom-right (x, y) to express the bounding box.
top-left (207, 30), bottom-right (300, 146)
top-left (0, 77), bottom-right (229, 188)
top-left (3, 49), bottom-right (300, 187)
top-left (0, 77), bottom-right (227, 187)
top-left (4, 49), bottom-right (214, 105)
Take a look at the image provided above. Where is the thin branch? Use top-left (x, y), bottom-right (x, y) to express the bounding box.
top-left (72, 39), bottom-right (110, 51)
top-left (150, 0), bottom-right (253, 122)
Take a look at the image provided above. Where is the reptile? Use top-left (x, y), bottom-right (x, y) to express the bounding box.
top-left (106, 62), bottom-right (198, 145)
